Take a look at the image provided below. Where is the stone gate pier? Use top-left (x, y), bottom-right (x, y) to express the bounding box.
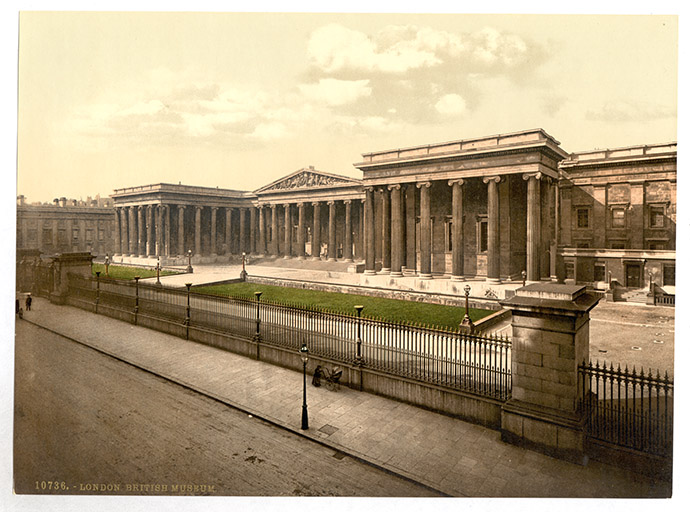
top-left (500, 283), bottom-right (600, 464)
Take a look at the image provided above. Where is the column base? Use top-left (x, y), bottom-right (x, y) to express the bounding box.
top-left (327, 257), bottom-right (336, 262)
top-left (380, 267), bottom-right (391, 274)
top-left (345, 258), bottom-right (354, 263)
top-left (451, 275), bottom-right (465, 281)
top-left (297, 255), bottom-right (306, 260)
top-left (419, 273), bottom-right (433, 280)
top-left (283, 255), bottom-right (291, 259)
top-left (390, 271), bottom-right (403, 278)
top-left (363, 269), bottom-right (377, 275)
top-left (486, 277), bottom-right (501, 284)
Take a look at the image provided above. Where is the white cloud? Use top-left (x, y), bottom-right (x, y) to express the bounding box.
top-left (585, 100), bottom-right (676, 122)
top-left (251, 122), bottom-right (288, 140)
top-left (435, 94), bottom-right (467, 116)
top-left (299, 78), bottom-right (372, 106)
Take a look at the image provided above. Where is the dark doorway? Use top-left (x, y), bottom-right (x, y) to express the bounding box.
top-left (625, 263), bottom-right (642, 288)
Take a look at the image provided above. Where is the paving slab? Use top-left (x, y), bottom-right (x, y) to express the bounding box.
top-left (16, 297), bottom-right (672, 498)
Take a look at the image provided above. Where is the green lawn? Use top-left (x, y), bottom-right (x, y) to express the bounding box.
top-left (91, 263), bottom-right (180, 280)
top-left (194, 282), bottom-right (494, 330)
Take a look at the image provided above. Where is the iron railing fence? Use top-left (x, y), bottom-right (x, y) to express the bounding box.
top-left (66, 274), bottom-right (512, 401)
top-left (579, 361), bottom-right (673, 457)
top-left (654, 294), bottom-right (675, 307)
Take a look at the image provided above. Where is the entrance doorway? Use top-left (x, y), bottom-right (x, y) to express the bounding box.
top-left (625, 263), bottom-right (642, 288)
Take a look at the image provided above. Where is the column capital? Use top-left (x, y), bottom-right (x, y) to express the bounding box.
top-left (195, 205), bottom-right (203, 210)
top-left (522, 172), bottom-right (543, 181)
top-left (387, 183), bottom-right (401, 191)
top-left (270, 203), bottom-right (277, 210)
top-left (283, 203), bottom-right (291, 209)
top-left (483, 176), bottom-right (502, 185)
top-left (448, 178), bottom-right (465, 187)
top-left (343, 199), bottom-right (352, 205)
top-left (296, 202), bottom-right (305, 208)
top-left (416, 181), bottom-right (432, 189)
top-left (363, 186), bottom-right (375, 193)
top-left (211, 206), bottom-right (218, 211)
top-left (327, 200), bottom-right (335, 206)
top-left (312, 201), bottom-right (321, 207)
top-left (177, 204), bottom-right (186, 210)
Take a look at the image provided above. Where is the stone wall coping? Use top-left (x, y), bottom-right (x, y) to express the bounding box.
top-left (500, 283), bottom-right (600, 315)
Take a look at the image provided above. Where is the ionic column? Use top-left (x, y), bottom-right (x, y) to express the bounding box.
top-left (524, 172), bottom-right (542, 282)
top-left (114, 208), bottom-right (122, 256)
top-left (258, 206), bottom-right (266, 255)
top-left (389, 184), bottom-right (403, 277)
top-left (405, 186), bottom-right (416, 274)
top-left (239, 208), bottom-right (247, 254)
top-left (137, 206), bottom-right (145, 257)
top-left (312, 202), bottom-right (321, 259)
top-left (225, 208), bottom-right (233, 255)
top-left (358, 199), bottom-right (365, 260)
top-left (164, 205), bottom-right (171, 257)
top-left (249, 207), bottom-right (257, 254)
top-left (145, 205), bottom-right (154, 256)
top-left (297, 202), bottom-right (306, 259)
top-left (364, 188), bottom-right (376, 274)
top-left (327, 201), bottom-right (337, 260)
top-left (417, 182), bottom-right (432, 279)
top-left (120, 208), bottom-right (128, 256)
top-left (271, 204), bottom-right (279, 255)
top-left (283, 203), bottom-right (292, 258)
top-left (194, 206), bottom-right (202, 256)
top-left (344, 200), bottom-right (353, 262)
top-left (177, 206), bottom-right (186, 256)
top-left (380, 187), bottom-right (391, 273)
top-left (484, 176), bottom-right (501, 283)
top-left (210, 207), bottom-right (218, 257)
top-left (128, 206), bottom-right (136, 256)
top-left (156, 205), bottom-right (164, 257)
top-left (449, 179), bottom-right (465, 280)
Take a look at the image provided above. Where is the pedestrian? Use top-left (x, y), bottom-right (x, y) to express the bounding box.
top-left (15, 299), bottom-right (20, 315)
top-left (25, 294), bottom-right (32, 311)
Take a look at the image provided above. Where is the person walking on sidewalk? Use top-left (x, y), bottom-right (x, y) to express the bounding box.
top-left (25, 294), bottom-right (32, 311)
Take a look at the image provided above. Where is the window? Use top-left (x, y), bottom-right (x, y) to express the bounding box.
top-left (594, 263), bottom-right (606, 282)
top-left (72, 227), bottom-right (80, 241)
top-left (478, 219), bottom-right (488, 253)
top-left (42, 228), bottom-right (52, 245)
top-left (576, 208), bottom-right (590, 229)
top-left (576, 241), bottom-right (590, 249)
top-left (565, 262), bottom-right (575, 279)
top-left (663, 265), bottom-right (675, 286)
top-left (98, 229), bottom-right (105, 241)
top-left (611, 207), bottom-right (626, 228)
top-left (445, 219), bottom-right (452, 252)
top-left (27, 229), bottom-right (37, 242)
top-left (58, 229), bottom-right (67, 245)
top-left (649, 206), bottom-right (665, 228)
top-left (610, 241), bottom-right (626, 250)
top-left (648, 241), bottom-right (666, 251)
top-left (85, 229), bottom-right (93, 242)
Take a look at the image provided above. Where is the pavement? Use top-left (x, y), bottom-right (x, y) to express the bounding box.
top-left (16, 297), bottom-right (672, 498)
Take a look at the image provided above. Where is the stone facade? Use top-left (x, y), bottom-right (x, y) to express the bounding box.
top-left (18, 129), bottom-right (676, 290)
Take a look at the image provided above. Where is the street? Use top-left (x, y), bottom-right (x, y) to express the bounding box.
top-left (13, 321), bottom-right (438, 497)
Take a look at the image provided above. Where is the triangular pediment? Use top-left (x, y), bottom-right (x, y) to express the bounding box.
top-left (255, 167), bottom-right (361, 194)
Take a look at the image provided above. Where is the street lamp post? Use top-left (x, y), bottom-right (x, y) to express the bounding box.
top-left (253, 291), bottom-right (262, 341)
top-left (240, 252), bottom-right (248, 280)
top-left (155, 258), bottom-right (162, 286)
top-left (95, 271), bottom-right (101, 312)
top-left (104, 254), bottom-right (110, 277)
top-left (354, 305), bottom-right (364, 364)
top-left (521, 270), bottom-right (527, 287)
top-left (186, 249), bottom-right (194, 273)
top-left (461, 284), bottom-right (474, 331)
top-left (184, 282), bottom-right (192, 339)
top-left (133, 276), bottom-right (140, 325)
top-left (300, 343), bottom-right (309, 430)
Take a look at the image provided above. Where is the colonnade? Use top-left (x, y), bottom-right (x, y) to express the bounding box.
top-left (363, 172), bottom-right (552, 281)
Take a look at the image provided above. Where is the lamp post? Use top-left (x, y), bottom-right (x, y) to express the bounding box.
top-left (461, 284), bottom-right (474, 331)
top-left (95, 271), bottom-right (101, 312)
top-left (300, 343), bottom-right (309, 430)
top-left (186, 249), bottom-right (194, 273)
top-left (354, 305), bottom-right (364, 364)
top-left (104, 254), bottom-right (110, 277)
top-left (253, 291), bottom-right (262, 341)
top-left (155, 258), bottom-right (162, 286)
top-left (521, 270), bottom-right (527, 287)
top-left (133, 276), bottom-right (140, 325)
top-left (240, 252), bottom-right (248, 280)
top-left (184, 282), bottom-right (192, 339)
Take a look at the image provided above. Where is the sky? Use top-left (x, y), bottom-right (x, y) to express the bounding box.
top-left (16, 11), bottom-right (678, 203)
